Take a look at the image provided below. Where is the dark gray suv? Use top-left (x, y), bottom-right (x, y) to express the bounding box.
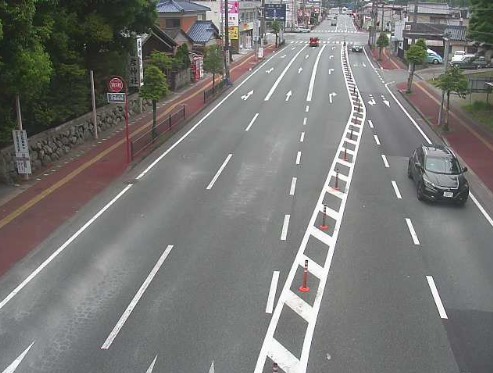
top-left (408, 144), bottom-right (469, 205)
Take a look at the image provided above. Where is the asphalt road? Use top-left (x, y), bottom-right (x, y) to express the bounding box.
top-left (1, 16), bottom-right (493, 373)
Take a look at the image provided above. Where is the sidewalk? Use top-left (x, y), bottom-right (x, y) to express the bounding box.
top-left (372, 49), bottom-right (493, 206)
top-left (0, 45), bottom-right (277, 276)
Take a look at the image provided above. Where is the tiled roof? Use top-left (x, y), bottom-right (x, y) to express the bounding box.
top-left (406, 3), bottom-right (450, 15)
top-left (156, 0), bottom-right (210, 13)
top-left (403, 23), bottom-right (468, 42)
top-left (187, 21), bottom-right (219, 44)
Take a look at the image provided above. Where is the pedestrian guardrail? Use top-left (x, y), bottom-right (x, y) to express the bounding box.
top-left (130, 105), bottom-right (186, 160)
top-left (203, 79), bottom-right (227, 103)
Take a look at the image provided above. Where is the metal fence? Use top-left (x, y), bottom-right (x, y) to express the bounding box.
top-left (203, 79), bottom-right (227, 103)
top-left (130, 105), bottom-right (186, 160)
top-left (468, 78), bottom-right (493, 93)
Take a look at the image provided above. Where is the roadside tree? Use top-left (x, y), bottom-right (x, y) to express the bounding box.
top-left (271, 20), bottom-right (281, 48)
top-left (434, 66), bottom-right (469, 131)
top-left (405, 43), bottom-right (427, 93)
top-left (203, 45), bottom-right (224, 91)
top-left (376, 32), bottom-right (389, 61)
top-left (140, 65), bottom-right (169, 139)
top-left (469, 0), bottom-right (493, 45)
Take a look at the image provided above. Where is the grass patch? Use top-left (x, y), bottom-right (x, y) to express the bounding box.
top-left (463, 100), bottom-right (493, 130)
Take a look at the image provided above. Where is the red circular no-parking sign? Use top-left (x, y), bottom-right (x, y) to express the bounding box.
top-left (108, 77), bottom-right (124, 93)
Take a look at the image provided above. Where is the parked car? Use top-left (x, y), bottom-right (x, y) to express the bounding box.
top-left (426, 50), bottom-right (443, 64)
top-left (408, 144), bottom-right (469, 205)
top-left (309, 37), bottom-right (320, 47)
top-left (351, 44), bottom-right (363, 52)
top-left (450, 51), bottom-right (469, 62)
top-left (294, 27), bottom-right (311, 33)
top-left (450, 56), bottom-right (491, 69)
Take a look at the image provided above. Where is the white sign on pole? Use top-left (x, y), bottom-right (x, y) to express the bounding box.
top-left (107, 93), bottom-right (126, 104)
top-left (258, 47), bottom-right (264, 59)
top-left (129, 37), bottom-right (144, 87)
top-left (12, 129), bottom-right (32, 175)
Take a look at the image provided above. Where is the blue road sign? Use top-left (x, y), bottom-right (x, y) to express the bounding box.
top-left (264, 4), bottom-right (286, 21)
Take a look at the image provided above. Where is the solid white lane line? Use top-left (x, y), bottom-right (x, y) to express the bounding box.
top-left (391, 181), bottom-right (402, 199)
top-left (373, 134), bottom-right (381, 145)
top-left (303, 117), bottom-right (307, 126)
top-left (245, 113), bottom-right (259, 131)
top-left (426, 276), bottom-right (448, 319)
top-left (368, 119), bottom-right (374, 128)
top-left (381, 154), bottom-right (389, 168)
top-left (280, 215), bottom-right (290, 241)
top-left (405, 218), bottom-right (420, 245)
top-left (3, 342), bottom-right (35, 373)
top-left (266, 271), bottom-right (280, 314)
top-left (102, 245), bottom-right (174, 349)
top-left (300, 132), bottom-right (305, 142)
top-left (305, 105), bottom-right (310, 113)
top-left (206, 154), bottom-right (233, 190)
top-left (306, 45), bottom-right (327, 102)
top-left (0, 184), bottom-right (133, 311)
top-left (145, 355), bottom-right (158, 373)
top-left (290, 177), bottom-right (297, 196)
top-left (209, 360), bottom-right (215, 373)
top-left (265, 46), bottom-right (307, 101)
top-left (296, 151), bottom-right (302, 165)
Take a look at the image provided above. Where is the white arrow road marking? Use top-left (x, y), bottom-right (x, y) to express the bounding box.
top-left (291, 47), bottom-right (296, 50)
top-left (328, 92), bottom-right (337, 103)
top-left (3, 342), bottom-right (35, 373)
top-left (328, 68), bottom-right (334, 74)
top-left (332, 46), bottom-right (336, 50)
top-left (145, 356), bottom-right (158, 373)
top-left (102, 245), bottom-right (174, 349)
top-left (362, 62), bottom-right (367, 67)
top-left (383, 98), bottom-right (390, 107)
top-left (285, 91), bottom-right (292, 101)
top-left (329, 55), bottom-right (334, 59)
top-left (298, 67), bottom-right (303, 74)
top-left (265, 46), bottom-right (307, 101)
top-left (305, 54), bottom-right (309, 59)
top-left (266, 68), bottom-right (274, 74)
top-left (209, 361), bottom-right (215, 373)
top-left (306, 45), bottom-right (326, 101)
top-left (266, 271), bottom-right (280, 314)
top-left (280, 54), bottom-right (287, 59)
top-left (241, 90), bottom-right (253, 100)
top-left (368, 98), bottom-right (376, 106)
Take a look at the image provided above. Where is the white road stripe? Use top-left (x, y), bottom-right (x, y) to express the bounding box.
top-left (368, 119), bottom-right (374, 128)
top-left (284, 290), bottom-right (314, 323)
top-left (268, 339), bottom-right (300, 372)
top-left (300, 132), bottom-right (305, 142)
top-left (145, 356), bottom-right (158, 373)
top-left (208, 360), bottom-right (215, 373)
top-left (266, 271), bottom-right (280, 314)
top-left (265, 46), bottom-right (307, 101)
top-left (289, 177), bottom-right (297, 196)
top-left (426, 276), bottom-right (448, 319)
top-left (381, 154), bottom-right (389, 168)
top-left (306, 45), bottom-right (327, 102)
top-left (391, 181), bottom-right (402, 199)
top-left (305, 105), bottom-right (310, 113)
top-left (296, 151), bottom-right (302, 165)
top-left (102, 245), bottom-right (174, 349)
top-left (245, 113), bottom-right (259, 131)
top-left (206, 154), bottom-right (232, 190)
top-left (405, 218), bottom-right (420, 245)
top-left (303, 117), bottom-right (307, 126)
top-left (280, 215), bottom-right (290, 241)
top-left (3, 342), bottom-right (35, 373)
top-left (373, 134), bottom-right (381, 145)
top-left (0, 184), bottom-right (133, 311)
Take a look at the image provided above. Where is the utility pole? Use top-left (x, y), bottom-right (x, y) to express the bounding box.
top-left (411, 0), bottom-right (418, 45)
top-left (261, 0), bottom-right (266, 45)
top-left (381, 2), bottom-right (385, 32)
top-left (438, 36), bottom-right (450, 126)
top-left (224, 0), bottom-right (231, 84)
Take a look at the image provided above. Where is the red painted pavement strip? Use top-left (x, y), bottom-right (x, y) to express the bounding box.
top-left (396, 81), bottom-right (493, 193)
top-left (0, 46), bottom-right (277, 277)
top-left (370, 48), bottom-right (404, 70)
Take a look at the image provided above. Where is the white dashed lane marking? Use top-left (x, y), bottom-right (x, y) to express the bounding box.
top-left (405, 218), bottom-right (420, 245)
